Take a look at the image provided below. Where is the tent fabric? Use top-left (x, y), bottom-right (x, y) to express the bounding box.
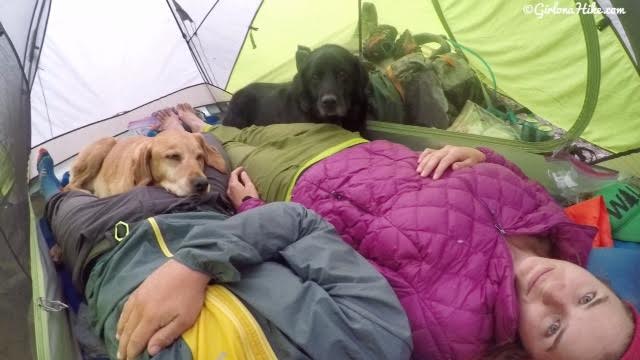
top-left (30, 0), bottom-right (203, 147)
top-left (225, 0), bottom-right (639, 154)
top-left (28, 83), bottom-right (230, 179)
top-left (0, 0), bottom-right (50, 84)
top-left (598, 0), bottom-right (638, 66)
top-left (31, 215), bottom-right (81, 360)
top-left (594, 150), bottom-right (640, 178)
top-left (227, 0), bottom-right (446, 91)
top-left (0, 0), bottom-right (38, 64)
top-left (26, 0), bottom-right (640, 158)
top-left (400, 0), bottom-right (638, 154)
top-left (1, 1), bottom-right (638, 359)
top-left (606, 0), bottom-right (639, 67)
top-left (167, 0), bottom-right (262, 88)
top-left (0, 29), bottom-right (34, 360)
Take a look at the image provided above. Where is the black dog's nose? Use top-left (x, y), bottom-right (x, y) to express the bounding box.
top-left (321, 95), bottom-right (337, 109)
top-left (192, 177), bottom-right (209, 193)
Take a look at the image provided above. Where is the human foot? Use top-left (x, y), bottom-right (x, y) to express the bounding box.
top-left (176, 103), bottom-right (206, 133)
top-left (152, 108), bottom-right (184, 131)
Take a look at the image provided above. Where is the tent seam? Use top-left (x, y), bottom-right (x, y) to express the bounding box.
top-left (224, 0), bottom-right (264, 90)
top-left (164, 0), bottom-right (210, 84)
top-left (27, 0), bottom-right (53, 90)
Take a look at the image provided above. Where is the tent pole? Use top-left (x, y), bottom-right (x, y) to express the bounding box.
top-left (357, 0), bottom-right (362, 56)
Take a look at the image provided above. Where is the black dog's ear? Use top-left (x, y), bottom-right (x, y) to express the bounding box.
top-left (357, 57), bottom-right (371, 93)
top-left (346, 58), bottom-right (371, 133)
top-left (351, 57), bottom-right (370, 107)
top-left (296, 45), bottom-right (312, 72)
top-left (292, 72), bottom-right (312, 113)
top-left (293, 45), bottom-right (313, 112)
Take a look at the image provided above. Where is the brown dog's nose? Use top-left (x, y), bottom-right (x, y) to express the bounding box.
top-left (192, 177), bottom-right (209, 193)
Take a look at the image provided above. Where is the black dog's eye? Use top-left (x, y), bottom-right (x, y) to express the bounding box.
top-left (166, 153), bottom-right (181, 161)
top-left (337, 71), bottom-right (348, 80)
top-left (311, 73), bottom-right (321, 81)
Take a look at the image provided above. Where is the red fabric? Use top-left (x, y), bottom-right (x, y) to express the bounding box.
top-left (565, 196), bottom-right (613, 248)
top-left (622, 304), bottom-right (640, 360)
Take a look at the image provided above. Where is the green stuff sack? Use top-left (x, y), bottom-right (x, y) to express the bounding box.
top-left (596, 182), bottom-right (640, 243)
top-left (367, 70), bottom-right (405, 123)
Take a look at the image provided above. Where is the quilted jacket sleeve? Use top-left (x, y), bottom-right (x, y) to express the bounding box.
top-left (237, 197), bottom-right (266, 213)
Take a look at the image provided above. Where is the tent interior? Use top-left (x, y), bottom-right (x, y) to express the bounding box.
top-left (0, 0), bottom-right (639, 359)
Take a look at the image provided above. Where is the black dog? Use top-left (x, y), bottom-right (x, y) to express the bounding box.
top-left (223, 44), bottom-right (369, 133)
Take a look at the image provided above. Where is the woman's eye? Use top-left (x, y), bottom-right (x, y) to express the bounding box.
top-left (546, 320), bottom-right (561, 337)
top-left (579, 292), bottom-right (596, 305)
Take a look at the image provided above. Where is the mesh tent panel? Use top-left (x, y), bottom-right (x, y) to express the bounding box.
top-left (0, 26), bottom-right (35, 360)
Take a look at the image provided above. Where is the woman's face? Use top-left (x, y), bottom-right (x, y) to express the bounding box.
top-left (516, 256), bottom-right (633, 360)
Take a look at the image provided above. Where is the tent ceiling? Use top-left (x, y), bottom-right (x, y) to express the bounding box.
top-left (30, 0), bottom-right (203, 147)
top-left (0, 0), bottom-right (38, 64)
top-left (167, 0), bottom-right (262, 88)
top-left (23, 0), bottom-right (640, 160)
top-left (0, 0), bottom-right (50, 84)
top-left (227, 0), bottom-right (448, 90)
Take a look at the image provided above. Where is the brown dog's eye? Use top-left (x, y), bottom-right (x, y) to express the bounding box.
top-left (166, 153), bottom-right (181, 161)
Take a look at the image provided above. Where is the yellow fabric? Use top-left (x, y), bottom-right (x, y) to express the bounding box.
top-left (182, 285), bottom-right (278, 360)
top-left (284, 137), bottom-right (369, 200)
top-left (202, 124), bottom-right (215, 133)
top-left (146, 216), bottom-right (276, 360)
top-left (147, 217), bottom-right (173, 257)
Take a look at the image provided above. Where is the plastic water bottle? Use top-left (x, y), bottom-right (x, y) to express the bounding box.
top-left (127, 116), bottom-right (160, 137)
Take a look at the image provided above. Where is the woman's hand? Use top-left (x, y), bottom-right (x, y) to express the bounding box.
top-left (417, 145), bottom-right (486, 179)
top-left (116, 259), bottom-right (209, 360)
top-left (227, 167), bottom-right (260, 210)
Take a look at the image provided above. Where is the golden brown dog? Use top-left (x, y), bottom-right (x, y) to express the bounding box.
top-left (67, 129), bottom-right (226, 197)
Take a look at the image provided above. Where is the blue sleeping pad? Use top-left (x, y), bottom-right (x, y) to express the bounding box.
top-left (588, 247), bottom-right (640, 310)
top-left (39, 217), bottom-right (83, 312)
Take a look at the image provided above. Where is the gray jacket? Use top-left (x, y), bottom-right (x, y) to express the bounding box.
top-left (85, 202), bottom-right (413, 359)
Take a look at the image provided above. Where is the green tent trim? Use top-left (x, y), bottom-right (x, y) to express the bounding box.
top-left (426, 0), bottom-right (601, 153)
top-left (0, 145), bottom-right (13, 199)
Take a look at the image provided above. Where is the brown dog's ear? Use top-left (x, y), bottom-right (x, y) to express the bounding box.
top-left (133, 142), bottom-right (153, 186)
top-left (194, 133), bottom-right (226, 174)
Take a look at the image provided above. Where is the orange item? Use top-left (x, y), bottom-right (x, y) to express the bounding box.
top-left (565, 195), bottom-right (613, 248)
